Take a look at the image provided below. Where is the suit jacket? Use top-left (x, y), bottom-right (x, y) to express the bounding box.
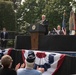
top-left (0, 68), bottom-right (17, 75)
top-left (38, 19), bottom-right (49, 35)
top-left (0, 31), bottom-right (8, 40)
top-left (42, 20), bottom-right (49, 35)
top-left (42, 20), bottom-right (49, 26)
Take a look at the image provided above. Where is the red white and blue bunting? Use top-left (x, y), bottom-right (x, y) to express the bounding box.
top-left (22, 50), bottom-right (65, 75)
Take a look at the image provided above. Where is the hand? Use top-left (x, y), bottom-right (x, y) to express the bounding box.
top-left (53, 28), bottom-right (56, 31)
top-left (62, 28), bottom-right (66, 35)
top-left (15, 63), bottom-right (20, 71)
top-left (15, 63), bottom-right (25, 71)
top-left (37, 66), bottom-right (45, 73)
top-left (20, 63), bottom-right (25, 68)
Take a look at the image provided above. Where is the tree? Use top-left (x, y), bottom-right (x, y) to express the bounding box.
top-left (0, 1), bottom-right (16, 31)
top-left (43, 0), bottom-right (73, 30)
top-left (16, 0), bottom-right (46, 33)
top-left (16, 0), bottom-right (73, 33)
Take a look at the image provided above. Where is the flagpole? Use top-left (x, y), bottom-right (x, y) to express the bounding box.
top-left (62, 10), bottom-right (66, 29)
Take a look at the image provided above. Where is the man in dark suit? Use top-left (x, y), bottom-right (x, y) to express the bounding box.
top-left (0, 55), bottom-right (17, 75)
top-left (40, 15), bottom-right (49, 35)
top-left (0, 27), bottom-right (8, 48)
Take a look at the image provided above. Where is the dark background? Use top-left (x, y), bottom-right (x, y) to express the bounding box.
top-left (15, 35), bottom-right (76, 51)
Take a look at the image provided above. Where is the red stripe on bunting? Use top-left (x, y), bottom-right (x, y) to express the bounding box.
top-left (22, 50), bottom-right (26, 64)
top-left (7, 48), bottom-right (13, 55)
top-left (52, 54), bottom-right (66, 75)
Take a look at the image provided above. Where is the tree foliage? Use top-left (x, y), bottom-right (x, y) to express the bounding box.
top-left (16, 0), bottom-right (73, 32)
top-left (43, 0), bottom-right (72, 29)
top-left (0, 1), bottom-right (16, 31)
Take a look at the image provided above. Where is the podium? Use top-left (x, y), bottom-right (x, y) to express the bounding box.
top-left (29, 23), bottom-right (45, 50)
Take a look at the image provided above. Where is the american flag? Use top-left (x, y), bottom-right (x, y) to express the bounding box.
top-left (22, 50), bottom-right (65, 75)
top-left (62, 11), bottom-right (66, 30)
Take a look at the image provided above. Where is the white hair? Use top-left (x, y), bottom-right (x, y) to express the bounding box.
top-left (26, 61), bottom-right (35, 69)
top-left (42, 14), bottom-right (46, 17)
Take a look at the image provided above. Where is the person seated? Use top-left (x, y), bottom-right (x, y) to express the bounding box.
top-left (54, 25), bottom-right (66, 35)
top-left (0, 55), bottom-right (17, 75)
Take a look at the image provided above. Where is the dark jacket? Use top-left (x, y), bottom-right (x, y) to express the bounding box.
top-left (42, 20), bottom-right (49, 35)
top-left (1, 31), bottom-right (8, 39)
top-left (0, 68), bottom-right (17, 75)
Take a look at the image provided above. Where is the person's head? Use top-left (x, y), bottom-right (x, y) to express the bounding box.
top-left (1, 55), bottom-right (13, 68)
top-left (57, 25), bottom-right (61, 30)
top-left (26, 51), bottom-right (35, 69)
top-left (41, 14), bottom-right (46, 20)
top-left (3, 27), bottom-right (6, 32)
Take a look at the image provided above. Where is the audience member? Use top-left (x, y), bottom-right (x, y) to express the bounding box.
top-left (17, 51), bottom-right (44, 75)
top-left (0, 55), bottom-right (17, 75)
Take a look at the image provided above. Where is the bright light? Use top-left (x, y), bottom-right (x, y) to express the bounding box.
top-left (69, 2), bottom-right (72, 6)
top-left (21, 0), bottom-right (25, 5)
